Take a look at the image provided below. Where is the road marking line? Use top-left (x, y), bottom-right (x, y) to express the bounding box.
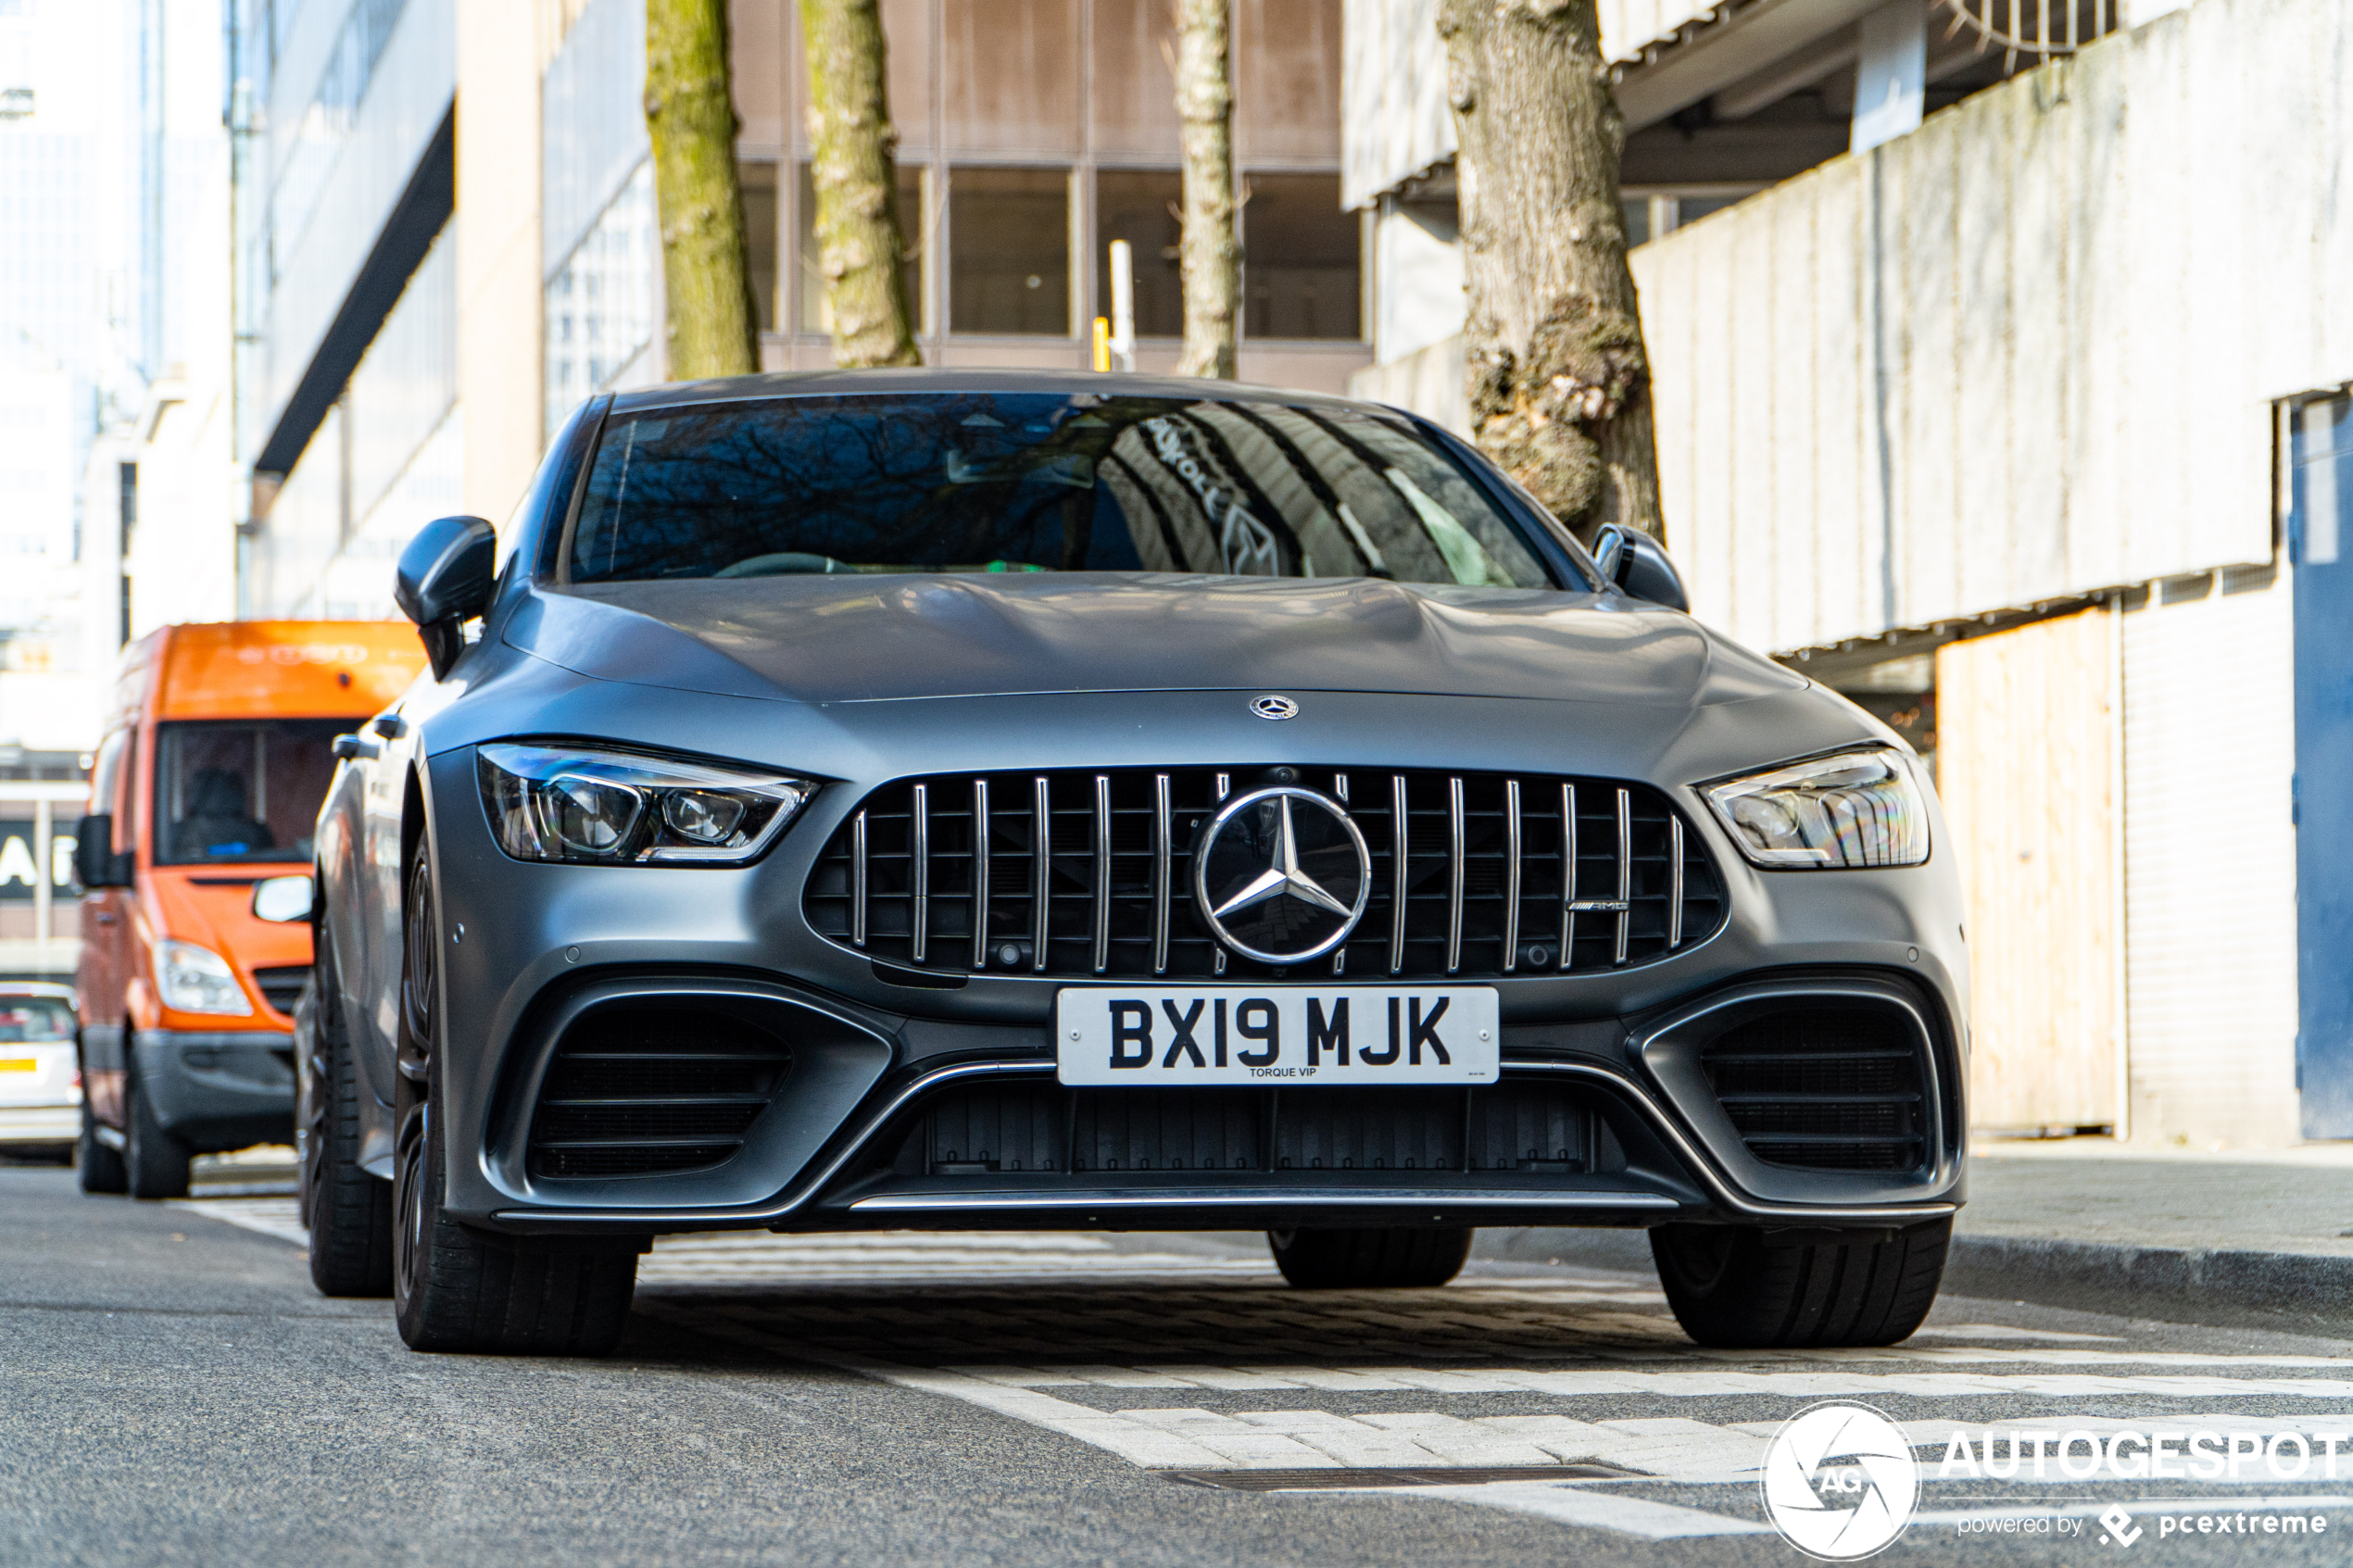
top-left (1360, 1483), bottom-right (1772, 1538)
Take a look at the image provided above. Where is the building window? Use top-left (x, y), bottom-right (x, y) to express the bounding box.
top-left (1241, 172), bottom-right (1357, 340)
top-left (1094, 169), bottom-right (1181, 337)
top-left (741, 160), bottom-right (780, 333)
top-left (949, 167), bottom-right (1070, 335)
top-left (796, 164), bottom-right (926, 337)
top-left (545, 160), bottom-right (658, 435)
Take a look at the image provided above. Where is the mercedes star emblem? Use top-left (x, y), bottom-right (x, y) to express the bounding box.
top-left (1192, 785), bottom-right (1370, 964)
top-left (1250, 695), bottom-right (1299, 721)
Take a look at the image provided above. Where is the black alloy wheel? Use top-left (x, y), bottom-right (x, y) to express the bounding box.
top-left (1648, 1217), bottom-right (1953, 1348)
top-left (123, 1063), bottom-right (192, 1199)
top-left (390, 844), bottom-right (639, 1355)
top-left (301, 930), bottom-right (393, 1296)
top-left (1267, 1226), bottom-right (1475, 1289)
top-left (75, 1074), bottom-right (127, 1195)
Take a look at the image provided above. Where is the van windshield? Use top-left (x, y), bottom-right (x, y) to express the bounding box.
top-left (154, 720), bottom-right (348, 866)
top-left (564, 393), bottom-right (1558, 588)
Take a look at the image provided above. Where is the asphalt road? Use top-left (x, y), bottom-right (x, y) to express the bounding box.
top-left (8, 1161), bottom-right (2353, 1566)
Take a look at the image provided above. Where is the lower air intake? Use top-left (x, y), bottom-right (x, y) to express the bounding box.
top-left (528, 1004), bottom-right (793, 1179)
top-left (1700, 1008), bottom-right (1929, 1173)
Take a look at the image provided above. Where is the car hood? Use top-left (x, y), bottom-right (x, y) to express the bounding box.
top-left (503, 574), bottom-right (1805, 709)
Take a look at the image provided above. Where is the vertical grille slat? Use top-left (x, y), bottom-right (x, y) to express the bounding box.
top-left (1445, 775), bottom-right (1466, 976)
top-left (808, 767), bottom-right (1725, 981)
top-left (851, 809), bottom-right (869, 948)
top-left (1668, 815), bottom-right (1685, 950)
top-left (1502, 778), bottom-right (1522, 972)
top-left (1091, 774), bottom-right (1113, 975)
top-left (970, 779), bottom-right (990, 969)
top-left (1030, 775), bottom-right (1051, 972)
top-left (1557, 782), bottom-right (1576, 972)
top-left (911, 784), bottom-right (930, 964)
top-left (1613, 787), bottom-right (1631, 968)
top-left (1151, 772), bottom-right (1171, 976)
top-left (1388, 773), bottom-right (1409, 976)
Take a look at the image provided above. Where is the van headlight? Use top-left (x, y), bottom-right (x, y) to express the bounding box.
top-left (477, 742), bottom-right (817, 866)
top-left (158, 940), bottom-right (255, 1015)
top-left (1702, 747), bottom-right (1931, 869)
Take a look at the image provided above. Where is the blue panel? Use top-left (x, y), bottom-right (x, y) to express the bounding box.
top-left (2293, 394), bottom-right (2353, 1136)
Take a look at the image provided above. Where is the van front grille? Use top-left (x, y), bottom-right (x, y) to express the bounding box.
top-left (803, 767), bottom-right (1724, 981)
top-left (252, 965), bottom-right (308, 1019)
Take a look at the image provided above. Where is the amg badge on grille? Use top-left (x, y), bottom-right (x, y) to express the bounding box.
top-left (1191, 786), bottom-right (1370, 963)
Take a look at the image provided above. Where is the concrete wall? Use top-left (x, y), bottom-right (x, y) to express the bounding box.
top-left (1629, 0), bottom-right (2353, 653)
top-left (1340, 0), bottom-right (1718, 208)
top-left (2120, 571), bottom-right (2300, 1148)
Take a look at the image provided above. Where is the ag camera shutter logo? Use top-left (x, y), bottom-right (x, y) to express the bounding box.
top-left (1761, 1401), bottom-right (1920, 1559)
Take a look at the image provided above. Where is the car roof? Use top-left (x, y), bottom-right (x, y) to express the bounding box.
top-left (605, 367), bottom-right (1397, 419)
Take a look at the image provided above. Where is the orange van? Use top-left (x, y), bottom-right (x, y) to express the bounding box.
top-left (73, 621), bottom-right (427, 1198)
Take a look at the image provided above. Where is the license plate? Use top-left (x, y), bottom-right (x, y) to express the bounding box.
top-left (0, 1058), bottom-right (33, 1073)
top-left (1055, 986), bottom-right (1499, 1086)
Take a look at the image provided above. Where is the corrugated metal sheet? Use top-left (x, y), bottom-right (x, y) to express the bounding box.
top-left (1340, 0), bottom-right (1719, 208)
top-left (1630, 0), bottom-right (2353, 653)
top-left (2120, 577), bottom-right (2299, 1147)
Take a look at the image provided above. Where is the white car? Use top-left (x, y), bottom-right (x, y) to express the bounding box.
top-left (0, 983), bottom-right (82, 1156)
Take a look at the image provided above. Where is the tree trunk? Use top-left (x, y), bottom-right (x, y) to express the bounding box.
top-left (1172, 0), bottom-right (1238, 379)
top-left (1437, 0), bottom-right (1664, 541)
top-left (802, 0), bottom-right (920, 367)
top-left (645, 0), bottom-right (759, 380)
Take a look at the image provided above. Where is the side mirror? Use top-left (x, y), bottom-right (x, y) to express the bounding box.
top-left (251, 874), bottom-right (315, 923)
top-left (1590, 523), bottom-right (1691, 613)
top-left (395, 515), bottom-right (497, 680)
top-left (73, 815), bottom-right (132, 889)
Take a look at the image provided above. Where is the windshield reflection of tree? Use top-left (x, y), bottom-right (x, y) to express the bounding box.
top-left (577, 395), bottom-right (1133, 578)
top-left (568, 394), bottom-right (1551, 587)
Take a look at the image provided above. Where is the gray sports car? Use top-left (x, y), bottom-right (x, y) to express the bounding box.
top-left (296, 370), bottom-right (1967, 1357)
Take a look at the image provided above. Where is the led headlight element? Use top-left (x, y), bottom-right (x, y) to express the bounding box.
top-left (477, 743), bottom-right (816, 865)
top-left (158, 939), bottom-right (255, 1015)
top-left (1703, 747), bottom-right (1930, 870)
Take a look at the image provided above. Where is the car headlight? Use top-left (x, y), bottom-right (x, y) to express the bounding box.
top-left (1702, 747), bottom-right (1931, 869)
top-left (158, 940), bottom-right (254, 1015)
top-left (476, 742), bottom-right (817, 865)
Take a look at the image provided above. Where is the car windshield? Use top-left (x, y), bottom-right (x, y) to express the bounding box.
top-left (154, 720), bottom-right (349, 865)
top-left (0, 997), bottom-right (72, 1042)
top-left (564, 393), bottom-right (1557, 588)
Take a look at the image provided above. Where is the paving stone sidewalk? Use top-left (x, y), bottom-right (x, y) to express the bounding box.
top-left (1482, 1143), bottom-right (2353, 1327)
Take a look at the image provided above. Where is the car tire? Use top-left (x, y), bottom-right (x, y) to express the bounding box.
top-left (1267, 1226), bottom-right (1475, 1289)
top-left (76, 1096), bottom-right (127, 1194)
top-left (1648, 1218), bottom-right (1952, 1348)
top-left (123, 1066), bottom-right (192, 1199)
top-left (389, 846), bottom-right (637, 1355)
top-left (302, 934), bottom-right (393, 1298)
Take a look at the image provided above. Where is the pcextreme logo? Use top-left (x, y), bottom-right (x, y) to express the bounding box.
top-left (1760, 1401), bottom-right (1921, 1560)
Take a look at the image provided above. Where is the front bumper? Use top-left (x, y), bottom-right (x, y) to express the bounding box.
top-left (132, 1030), bottom-right (295, 1152)
top-left (418, 698), bottom-right (1971, 1236)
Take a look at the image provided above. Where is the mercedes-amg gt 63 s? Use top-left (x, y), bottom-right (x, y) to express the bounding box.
top-left (297, 370), bottom-right (1967, 1355)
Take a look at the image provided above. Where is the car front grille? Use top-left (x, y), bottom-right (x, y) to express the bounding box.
top-left (252, 965), bottom-right (308, 1019)
top-left (908, 1079), bottom-right (1611, 1176)
top-left (803, 767), bottom-right (1725, 981)
top-left (1700, 1010), bottom-right (1929, 1173)
top-left (527, 1004), bottom-right (794, 1179)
